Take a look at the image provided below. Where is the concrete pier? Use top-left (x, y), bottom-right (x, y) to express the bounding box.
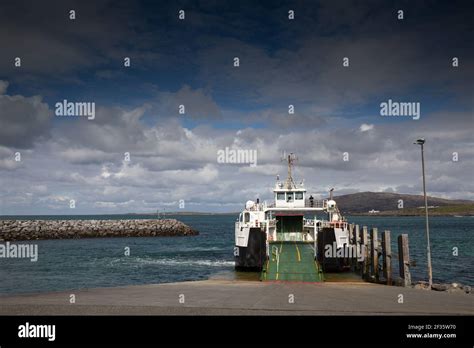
top-left (0, 280), bottom-right (471, 315)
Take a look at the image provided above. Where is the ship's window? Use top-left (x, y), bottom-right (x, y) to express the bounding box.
top-left (244, 212), bottom-right (250, 223)
top-left (239, 213), bottom-right (242, 222)
top-left (295, 192), bottom-right (304, 200)
top-left (277, 192), bottom-right (285, 200)
top-left (286, 192), bottom-right (294, 202)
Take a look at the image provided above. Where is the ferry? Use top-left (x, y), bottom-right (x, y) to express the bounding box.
top-left (234, 153), bottom-right (350, 281)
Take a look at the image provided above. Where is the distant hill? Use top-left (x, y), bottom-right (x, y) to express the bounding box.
top-left (334, 192), bottom-right (473, 215)
top-left (127, 211), bottom-right (238, 216)
top-left (125, 192), bottom-right (473, 217)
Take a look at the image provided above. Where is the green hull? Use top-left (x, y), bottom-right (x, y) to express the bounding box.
top-left (261, 242), bottom-right (323, 282)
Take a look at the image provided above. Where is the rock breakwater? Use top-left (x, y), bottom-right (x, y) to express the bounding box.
top-left (0, 219), bottom-right (198, 241)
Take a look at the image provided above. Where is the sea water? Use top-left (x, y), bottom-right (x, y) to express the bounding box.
top-left (0, 215), bottom-right (472, 294)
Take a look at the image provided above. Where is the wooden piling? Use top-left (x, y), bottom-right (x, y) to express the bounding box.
top-left (354, 225), bottom-right (361, 271)
top-left (398, 234), bottom-right (411, 287)
top-left (354, 224), bottom-right (360, 245)
top-left (349, 224), bottom-right (354, 244)
top-left (348, 224), bottom-right (355, 270)
top-left (361, 226), bottom-right (369, 279)
top-left (370, 228), bottom-right (379, 282)
top-left (382, 230), bottom-right (392, 285)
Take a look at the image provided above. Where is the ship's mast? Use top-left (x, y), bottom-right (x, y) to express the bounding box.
top-left (284, 153), bottom-right (297, 189)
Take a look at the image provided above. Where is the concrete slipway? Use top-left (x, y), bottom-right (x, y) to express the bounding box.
top-left (0, 279), bottom-right (472, 315)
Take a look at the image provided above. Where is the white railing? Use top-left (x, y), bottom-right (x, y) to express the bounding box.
top-left (277, 232), bottom-right (306, 242)
top-left (246, 203), bottom-right (265, 211)
top-left (304, 199), bottom-right (327, 208)
top-left (246, 199), bottom-right (327, 210)
top-left (320, 221), bottom-right (348, 229)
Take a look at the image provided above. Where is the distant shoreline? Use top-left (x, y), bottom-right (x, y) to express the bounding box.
top-left (352, 213), bottom-right (473, 217)
top-left (0, 212), bottom-right (239, 218)
top-left (1, 192), bottom-right (472, 218)
top-left (1, 212), bottom-right (472, 218)
top-left (349, 206), bottom-right (474, 217)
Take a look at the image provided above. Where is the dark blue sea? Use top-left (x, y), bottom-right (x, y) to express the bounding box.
top-left (0, 215), bottom-right (472, 294)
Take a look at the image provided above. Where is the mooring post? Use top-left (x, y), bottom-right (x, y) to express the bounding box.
top-left (362, 226), bottom-right (369, 279)
top-left (398, 234), bottom-right (411, 287)
top-left (382, 230), bottom-right (392, 285)
top-left (355, 224), bottom-right (360, 245)
top-left (370, 228), bottom-right (379, 282)
top-left (348, 224), bottom-right (355, 270)
top-left (349, 224), bottom-right (354, 244)
top-left (354, 225), bottom-right (361, 271)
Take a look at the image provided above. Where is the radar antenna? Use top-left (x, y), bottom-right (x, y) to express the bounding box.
top-left (281, 152), bottom-right (298, 189)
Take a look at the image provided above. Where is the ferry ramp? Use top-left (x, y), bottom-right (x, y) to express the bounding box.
top-left (261, 242), bottom-right (323, 282)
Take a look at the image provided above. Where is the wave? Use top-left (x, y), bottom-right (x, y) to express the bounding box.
top-left (174, 246), bottom-right (227, 252)
top-left (107, 257), bottom-right (234, 268)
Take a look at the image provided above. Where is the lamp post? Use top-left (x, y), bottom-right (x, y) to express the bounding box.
top-left (414, 138), bottom-right (433, 289)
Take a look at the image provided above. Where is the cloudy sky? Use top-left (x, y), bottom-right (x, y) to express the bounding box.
top-left (0, 0), bottom-right (473, 214)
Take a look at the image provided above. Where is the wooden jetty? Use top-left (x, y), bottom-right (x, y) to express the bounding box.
top-left (347, 223), bottom-right (411, 287)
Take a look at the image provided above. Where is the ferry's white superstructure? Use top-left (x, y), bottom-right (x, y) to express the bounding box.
top-left (234, 154), bottom-right (350, 281)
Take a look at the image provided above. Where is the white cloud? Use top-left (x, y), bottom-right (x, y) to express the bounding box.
top-left (360, 123), bottom-right (374, 132)
top-left (59, 148), bottom-right (114, 164)
top-left (0, 88), bottom-right (472, 214)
